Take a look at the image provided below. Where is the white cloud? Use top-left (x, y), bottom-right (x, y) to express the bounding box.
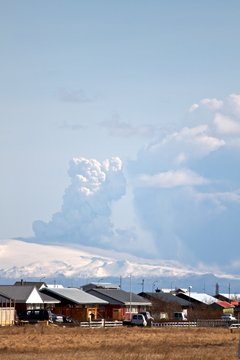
top-left (189, 98), bottom-right (223, 112)
top-left (228, 93), bottom-right (240, 114)
top-left (31, 91), bottom-right (240, 268)
top-left (127, 92), bottom-right (240, 266)
top-left (214, 113), bottom-right (240, 135)
top-left (164, 125), bottom-right (225, 156)
top-left (195, 189), bottom-right (240, 208)
top-left (189, 103), bottom-right (199, 112)
top-left (138, 169), bottom-right (208, 188)
top-left (200, 98), bottom-right (223, 110)
top-left (175, 152), bottom-right (188, 165)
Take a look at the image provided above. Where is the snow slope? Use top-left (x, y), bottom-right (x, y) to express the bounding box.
top-left (0, 238), bottom-right (205, 279)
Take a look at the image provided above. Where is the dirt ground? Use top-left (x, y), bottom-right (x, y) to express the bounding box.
top-left (0, 324), bottom-right (239, 359)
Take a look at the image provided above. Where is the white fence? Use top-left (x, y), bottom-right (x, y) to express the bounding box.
top-left (0, 307), bottom-right (15, 326)
top-left (152, 320), bottom-right (237, 328)
top-left (79, 320), bottom-right (123, 328)
top-left (152, 321), bottom-right (197, 328)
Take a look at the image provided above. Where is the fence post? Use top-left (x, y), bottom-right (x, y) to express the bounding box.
top-left (101, 319), bottom-right (105, 328)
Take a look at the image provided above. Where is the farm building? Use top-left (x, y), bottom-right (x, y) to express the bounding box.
top-left (83, 283), bottom-right (152, 321)
top-left (176, 291), bottom-right (228, 319)
top-left (40, 287), bottom-right (108, 321)
top-left (138, 291), bottom-right (190, 321)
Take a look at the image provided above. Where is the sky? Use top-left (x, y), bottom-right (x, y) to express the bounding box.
top-left (1, 0), bottom-right (240, 273)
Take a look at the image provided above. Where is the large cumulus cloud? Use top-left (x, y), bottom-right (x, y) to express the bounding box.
top-left (128, 93), bottom-right (240, 268)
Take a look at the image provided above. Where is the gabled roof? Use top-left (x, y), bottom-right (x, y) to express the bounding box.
top-left (139, 292), bottom-right (190, 306)
top-left (41, 287), bottom-right (108, 305)
top-left (87, 288), bottom-right (151, 306)
top-left (177, 292), bottom-right (217, 305)
top-left (0, 285), bottom-right (43, 304)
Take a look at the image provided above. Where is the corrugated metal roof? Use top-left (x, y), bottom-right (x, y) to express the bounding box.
top-left (0, 285), bottom-right (40, 303)
top-left (87, 289), bottom-right (152, 306)
top-left (41, 287), bottom-right (108, 305)
top-left (140, 292), bottom-right (190, 306)
top-left (178, 292), bottom-right (217, 305)
top-left (39, 292), bottom-right (60, 304)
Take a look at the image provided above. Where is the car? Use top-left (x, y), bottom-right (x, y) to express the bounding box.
top-left (17, 309), bottom-right (72, 324)
top-left (131, 314), bottom-right (147, 327)
top-left (221, 314), bottom-right (237, 321)
top-left (48, 311), bottom-right (72, 323)
top-left (18, 309), bottom-right (49, 323)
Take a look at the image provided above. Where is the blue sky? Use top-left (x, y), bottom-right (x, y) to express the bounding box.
top-left (1, 1), bottom-right (240, 273)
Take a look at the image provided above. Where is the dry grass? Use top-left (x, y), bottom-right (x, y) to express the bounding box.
top-left (0, 324), bottom-right (239, 359)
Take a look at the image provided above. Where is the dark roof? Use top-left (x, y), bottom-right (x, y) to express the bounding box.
top-left (39, 292), bottom-right (60, 304)
top-left (87, 288), bottom-right (152, 306)
top-left (0, 293), bottom-right (12, 303)
top-left (139, 292), bottom-right (191, 306)
top-left (81, 283), bottom-right (120, 292)
top-left (41, 287), bottom-right (108, 305)
top-left (0, 285), bottom-right (42, 303)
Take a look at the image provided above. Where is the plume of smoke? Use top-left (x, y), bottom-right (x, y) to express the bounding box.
top-left (33, 156), bottom-right (126, 247)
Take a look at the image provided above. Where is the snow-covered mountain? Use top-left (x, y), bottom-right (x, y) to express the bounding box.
top-left (0, 238), bottom-right (237, 286)
top-left (0, 238), bottom-right (201, 279)
top-left (1, 238), bottom-right (240, 294)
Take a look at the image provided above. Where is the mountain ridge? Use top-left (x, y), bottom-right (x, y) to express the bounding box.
top-left (1, 239), bottom-right (239, 286)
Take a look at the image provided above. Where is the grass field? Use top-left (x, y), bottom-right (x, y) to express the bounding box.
top-left (0, 324), bottom-right (239, 359)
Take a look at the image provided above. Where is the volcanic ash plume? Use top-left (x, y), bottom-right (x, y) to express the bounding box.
top-left (33, 156), bottom-right (126, 247)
